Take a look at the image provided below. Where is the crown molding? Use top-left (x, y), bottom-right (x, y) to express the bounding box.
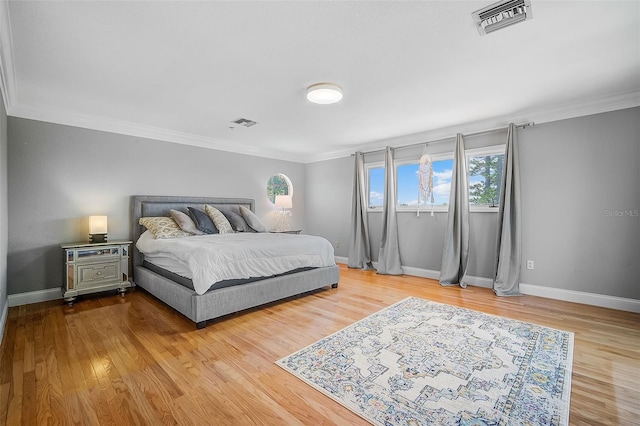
top-left (9, 103), bottom-right (304, 163)
top-left (520, 90), bottom-right (640, 126)
top-left (1, 0), bottom-right (637, 164)
top-left (0, 0), bottom-right (17, 110)
top-left (6, 90), bottom-right (640, 164)
top-left (306, 91), bottom-right (640, 163)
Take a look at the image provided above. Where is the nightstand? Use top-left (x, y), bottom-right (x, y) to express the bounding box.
top-left (61, 240), bottom-right (133, 304)
top-left (269, 230), bottom-right (302, 234)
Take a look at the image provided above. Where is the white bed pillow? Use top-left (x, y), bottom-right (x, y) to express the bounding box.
top-left (239, 205), bottom-right (267, 232)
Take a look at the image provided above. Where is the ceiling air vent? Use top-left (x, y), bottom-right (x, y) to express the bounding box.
top-left (472, 0), bottom-right (532, 36)
top-left (232, 118), bottom-right (258, 128)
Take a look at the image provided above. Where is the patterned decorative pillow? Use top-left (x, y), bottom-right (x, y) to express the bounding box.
top-left (239, 205), bottom-right (267, 233)
top-left (187, 207), bottom-right (218, 234)
top-left (169, 209), bottom-right (204, 235)
top-left (204, 204), bottom-right (234, 234)
top-left (139, 217), bottom-right (192, 239)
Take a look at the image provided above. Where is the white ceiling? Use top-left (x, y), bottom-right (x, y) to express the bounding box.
top-left (1, 1), bottom-right (639, 163)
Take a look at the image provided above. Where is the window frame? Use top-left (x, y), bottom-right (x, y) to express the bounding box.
top-left (364, 143), bottom-right (506, 214)
top-left (266, 173), bottom-right (293, 204)
top-left (466, 144), bottom-right (506, 212)
top-left (365, 161), bottom-right (385, 212)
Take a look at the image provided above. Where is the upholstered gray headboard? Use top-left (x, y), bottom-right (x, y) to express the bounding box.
top-left (131, 195), bottom-right (255, 268)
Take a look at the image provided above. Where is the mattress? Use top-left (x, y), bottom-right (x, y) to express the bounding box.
top-left (136, 230), bottom-right (336, 295)
top-left (143, 253), bottom-right (193, 278)
top-left (142, 260), bottom-right (315, 292)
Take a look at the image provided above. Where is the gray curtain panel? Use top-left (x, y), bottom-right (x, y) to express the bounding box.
top-left (439, 134), bottom-right (470, 287)
top-left (348, 152), bottom-right (375, 270)
top-left (494, 124), bottom-right (522, 296)
top-left (377, 147), bottom-right (403, 275)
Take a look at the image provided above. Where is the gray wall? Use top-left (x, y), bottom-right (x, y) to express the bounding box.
top-left (306, 107), bottom-right (640, 300)
top-left (0, 89), bottom-right (7, 321)
top-left (305, 155), bottom-right (352, 254)
top-left (518, 108), bottom-right (639, 299)
top-left (6, 107), bottom-right (640, 301)
top-left (7, 118), bottom-right (306, 294)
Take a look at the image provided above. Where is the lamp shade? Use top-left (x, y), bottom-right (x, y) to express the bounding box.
top-left (306, 83), bottom-right (343, 104)
top-left (274, 195), bottom-right (292, 209)
top-left (89, 215), bottom-right (108, 234)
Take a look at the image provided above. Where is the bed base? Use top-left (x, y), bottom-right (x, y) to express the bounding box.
top-left (134, 264), bottom-right (339, 327)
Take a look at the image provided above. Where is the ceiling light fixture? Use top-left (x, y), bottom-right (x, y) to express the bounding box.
top-left (306, 83), bottom-right (343, 105)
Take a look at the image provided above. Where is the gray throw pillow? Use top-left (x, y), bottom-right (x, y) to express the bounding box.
top-left (170, 209), bottom-right (205, 235)
top-left (188, 207), bottom-right (218, 234)
top-left (239, 205), bottom-right (267, 232)
top-left (221, 210), bottom-right (253, 232)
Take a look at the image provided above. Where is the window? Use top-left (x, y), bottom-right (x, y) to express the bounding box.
top-left (366, 163), bottom-right (384, 210)
top-left (266, 173), bottom-right (292, 204)
top-left (364, 145), bottom-right (505, 213)
top-left (467, 146), bottom-right (505, 209)
top-left (396, 155), bottom-right (453, 211)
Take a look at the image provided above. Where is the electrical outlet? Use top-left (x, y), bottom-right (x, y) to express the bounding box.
top-left (526, 260), bottom-right (534, 270)
top-left (335, 240), bottom-right (340, 248)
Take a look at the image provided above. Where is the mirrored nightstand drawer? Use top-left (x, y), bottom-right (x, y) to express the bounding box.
top-left (77, 262), bottom-right (119, 287)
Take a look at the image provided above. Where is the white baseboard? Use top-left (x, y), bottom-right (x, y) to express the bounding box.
top-left (335, 259), bottom-right (441, 281)
top-left (519, 282), bottom-right (640, 313)
top-left (7, 266), bottom-right (639, 313)
top-left (0, 300), bottom-right (7, 345)
top-left (8, 288), bottom-right (62, 307)
top-left (462, 275), bottom-right (493, 288)
top-left (336, 260), bottom-right (639, 313)
top-left (399, 266), bottom-right (440, 280)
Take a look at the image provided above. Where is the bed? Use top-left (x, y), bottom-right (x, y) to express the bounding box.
top-left (131, 195), bottom-right (340, 329)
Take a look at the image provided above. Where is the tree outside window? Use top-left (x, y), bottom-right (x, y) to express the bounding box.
top-left (267, 173), bottom-right (291, 204)
top-left (468, 151), bottom-right (504, 207)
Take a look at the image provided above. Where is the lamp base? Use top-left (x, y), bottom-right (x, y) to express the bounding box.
top-left (274, 211), bottom-right (291, 232)
top-left (89, 233), bottom-right (108, 243)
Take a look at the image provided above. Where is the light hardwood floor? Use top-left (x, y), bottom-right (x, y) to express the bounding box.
top-left (1, 264), bottom-right (638, 425)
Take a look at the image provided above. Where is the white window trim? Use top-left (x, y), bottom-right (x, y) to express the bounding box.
top-left (396, 153), bottom-right (453, 213)
top-left (465, 145), bottom-right (505, 157)
top-left (467, 144), bottom-right (505, 212)
top-left (364, 144), bottom-right (506, 214)
top-left (365, 161), bottom-right (385, 212)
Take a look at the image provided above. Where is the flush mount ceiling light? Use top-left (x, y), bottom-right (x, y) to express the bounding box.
top-left (472, 0), bottom-right (532, 36)
top-left (306, 83), bottom-right (343, 104)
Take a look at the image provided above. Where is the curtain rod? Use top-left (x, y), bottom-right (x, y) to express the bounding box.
top-left (355, 121), bottom-right (534, 156)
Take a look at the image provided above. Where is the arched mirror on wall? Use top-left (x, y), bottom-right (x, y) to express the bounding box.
top-left (267, 173), bottom-right (293, 231)
top-left (266, 173), bottom-right (292, 204)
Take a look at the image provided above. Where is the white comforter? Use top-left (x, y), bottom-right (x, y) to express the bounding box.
top-left (136, 231), bottom-right (336, 295)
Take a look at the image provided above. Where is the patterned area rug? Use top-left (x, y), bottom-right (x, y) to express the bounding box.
top-left (277, 297), bottom-right (574, 425)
